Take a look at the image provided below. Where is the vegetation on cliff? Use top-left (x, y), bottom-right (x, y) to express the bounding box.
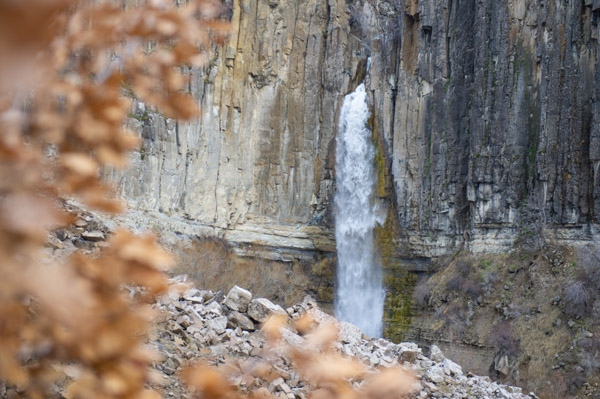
top-left (413, 245), bottom-right (600, 399)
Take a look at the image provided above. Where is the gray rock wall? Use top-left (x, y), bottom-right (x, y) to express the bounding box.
top-left (111, 0), bottom-right (600, 258)
top-left (366, 0), bottom-right (600, 255)
top-left (109, 0), bottom-right (368, 258)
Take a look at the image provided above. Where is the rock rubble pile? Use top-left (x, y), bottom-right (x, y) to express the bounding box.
top-left (46, 202), bottom-right (111, 256)
top-left (42, 205), bottom-right (537, 399)
top-left (150, 277), bottom-right (537, 399)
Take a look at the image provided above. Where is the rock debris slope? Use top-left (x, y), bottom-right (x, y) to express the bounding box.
top-left (150, 278), bottom-right (536, 399)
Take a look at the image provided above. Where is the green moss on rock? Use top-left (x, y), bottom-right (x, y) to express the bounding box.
top-left (383, 269), bottom-right (416, 341)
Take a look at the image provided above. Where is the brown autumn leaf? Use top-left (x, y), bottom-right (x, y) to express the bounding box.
top-left (134, 389), bottom-right (163, 399)
top-left (361, 367), bottom-right (417, 399)
top-left (182, 363), bottom-right (239, 399)
top-left (32, 111), bottom-right (67, 143)
top-left (124, 265), bottom-right (169, 295)
top-left (171, 41), bottom-right (201, 63)
top-left (0, 1), bottom-right (72, 51)
top-left (0, 2), bottom-right (229, 398)
top-left (61, 153), bottom-right (99, 178)
top-left (293, 314), bottom-right (317, 336)
top-left (96, 145), bottom-right (129, 168)
top-left (64, 373), bottom-right (97, 399)
top-left (80, 185), bottom-right (125, 213)
top-left (303, 323), bottom-right (339, 349)
top-left (102, 371), bottom-right (130, 396)
top-left (0, 194), bottom-right (67, 240)
top-left (95, 327), bottom-right (137, 360)
top-left (114, 128), bottom-right (143, 152)
top-left (260, 314), bottom-right (289, 341)
top-left (0, 349), bottom-right (30, 387)
top-left (25, 262), bottom-right (97, 330)
top-left (111, 230), bottom-right (174, 271)
top-left (292, 353), bottom-right (365, 385)
top-left (204, 19), bottom-right (231, 35)
top-left (249, 387), bottom-right (273, 399)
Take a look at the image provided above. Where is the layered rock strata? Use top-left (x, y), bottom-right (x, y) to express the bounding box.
top-left (358, 0), bottom-right (600, 255)
top-left (110, 0), bottom-right (600, 258)
top-left (108, 0), bottom-right (369, 259)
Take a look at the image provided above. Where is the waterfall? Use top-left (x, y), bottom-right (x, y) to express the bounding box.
top-left (334, 83), bottom-right (385, 338)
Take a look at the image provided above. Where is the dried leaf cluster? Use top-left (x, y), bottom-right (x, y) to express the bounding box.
top-left (0, 0), bottom-right (227, 398)
top-left (0, 2), bottom-right (414, 399)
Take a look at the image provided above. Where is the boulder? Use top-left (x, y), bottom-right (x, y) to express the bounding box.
top-left (442, 358), bottom-right (463, 376)
top-left (398, 343), bottom-right (422, 363)
top-left (149, 276), bottom-right (535, 399)
top-left (227, 311), bottom-right (255, 331)
top-left (204, 301), bottom-right (222, 316)
top-left (206, 316), bottom-right (228, 334)
top-left (338, 321), bottom-right (363, 345)
top-left (429, 344), bottom-right (445, 362)
top-left (248, 298), bottom-right (287, 322)
top-left (47, 235), bottom-right (64, 249)
top-left (81, 230), bottom-right (105, 241)
top-left (223, 285), bottom-right (252, 312)
top-left (426, 365), bottom-right (445, 383)
top-left (494, 354), bottom-right (510, 376)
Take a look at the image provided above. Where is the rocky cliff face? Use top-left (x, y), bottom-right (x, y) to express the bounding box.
top-left (109, 0), bottom-right (370, 260)
top-left (111, 0), bottom-right (600, 259)
top-left (105, 2), bottom-right (600, 396)
top-left (364, 0), bottom-right (600, 256)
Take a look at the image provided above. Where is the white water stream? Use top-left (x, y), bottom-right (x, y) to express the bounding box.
top-left (334, 83), bottom-right (385, 338)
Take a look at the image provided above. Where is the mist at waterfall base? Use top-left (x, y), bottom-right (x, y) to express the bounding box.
top-left (334, 83), bottom-right (386, 338)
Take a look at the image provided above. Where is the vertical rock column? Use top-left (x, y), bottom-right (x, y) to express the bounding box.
top-left (108, 0), bottom-right (371, 255)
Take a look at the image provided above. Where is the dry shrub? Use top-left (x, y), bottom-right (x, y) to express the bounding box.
top-left (563, 280), bottom-right (593, 319)
top-left (0, 1), bottom-right (228, 398)
top-left (462, 277), bottom-right (481, 299)
top-left (445, 274), bottom-right (480, 300)
top-left (455, 260), bottom-right (473, 275)
top-left (517, 190), bottom-right (546, 251)
top-left (173, 238), bottom-right (312, 306)
top-left (446, 275), bottom-right (463, 291)
top-left (228, 259), bottom-right (312, 305)
top-left (577, 244), bottom-right (600, 288)
top-left (564, 371), bottom-right (586, 396)
top-left (563, 245), bottom-right (600, 319)
top-left (435, 301), bottom-right (468, 338)
top-left (480, 269), bottom-right (499, 295)
top-left (537, 372), bottom-right (568, 399)
top-left (441, 259), bottom-right (482, 300)
top-left (489, 321), bottom-right (519, 357)
top-left (412, 277), bottom-right (431, 309)
top-left (174, 236), bottom-right (231, 283)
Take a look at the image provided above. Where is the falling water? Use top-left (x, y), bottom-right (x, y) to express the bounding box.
top-left (334, 83), bottom-right (385, 338)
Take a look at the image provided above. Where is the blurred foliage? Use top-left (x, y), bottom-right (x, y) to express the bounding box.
top-left (0, 1), bottom-right (226, 398)
top-left (0, 2), bottom-right (414, 399)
